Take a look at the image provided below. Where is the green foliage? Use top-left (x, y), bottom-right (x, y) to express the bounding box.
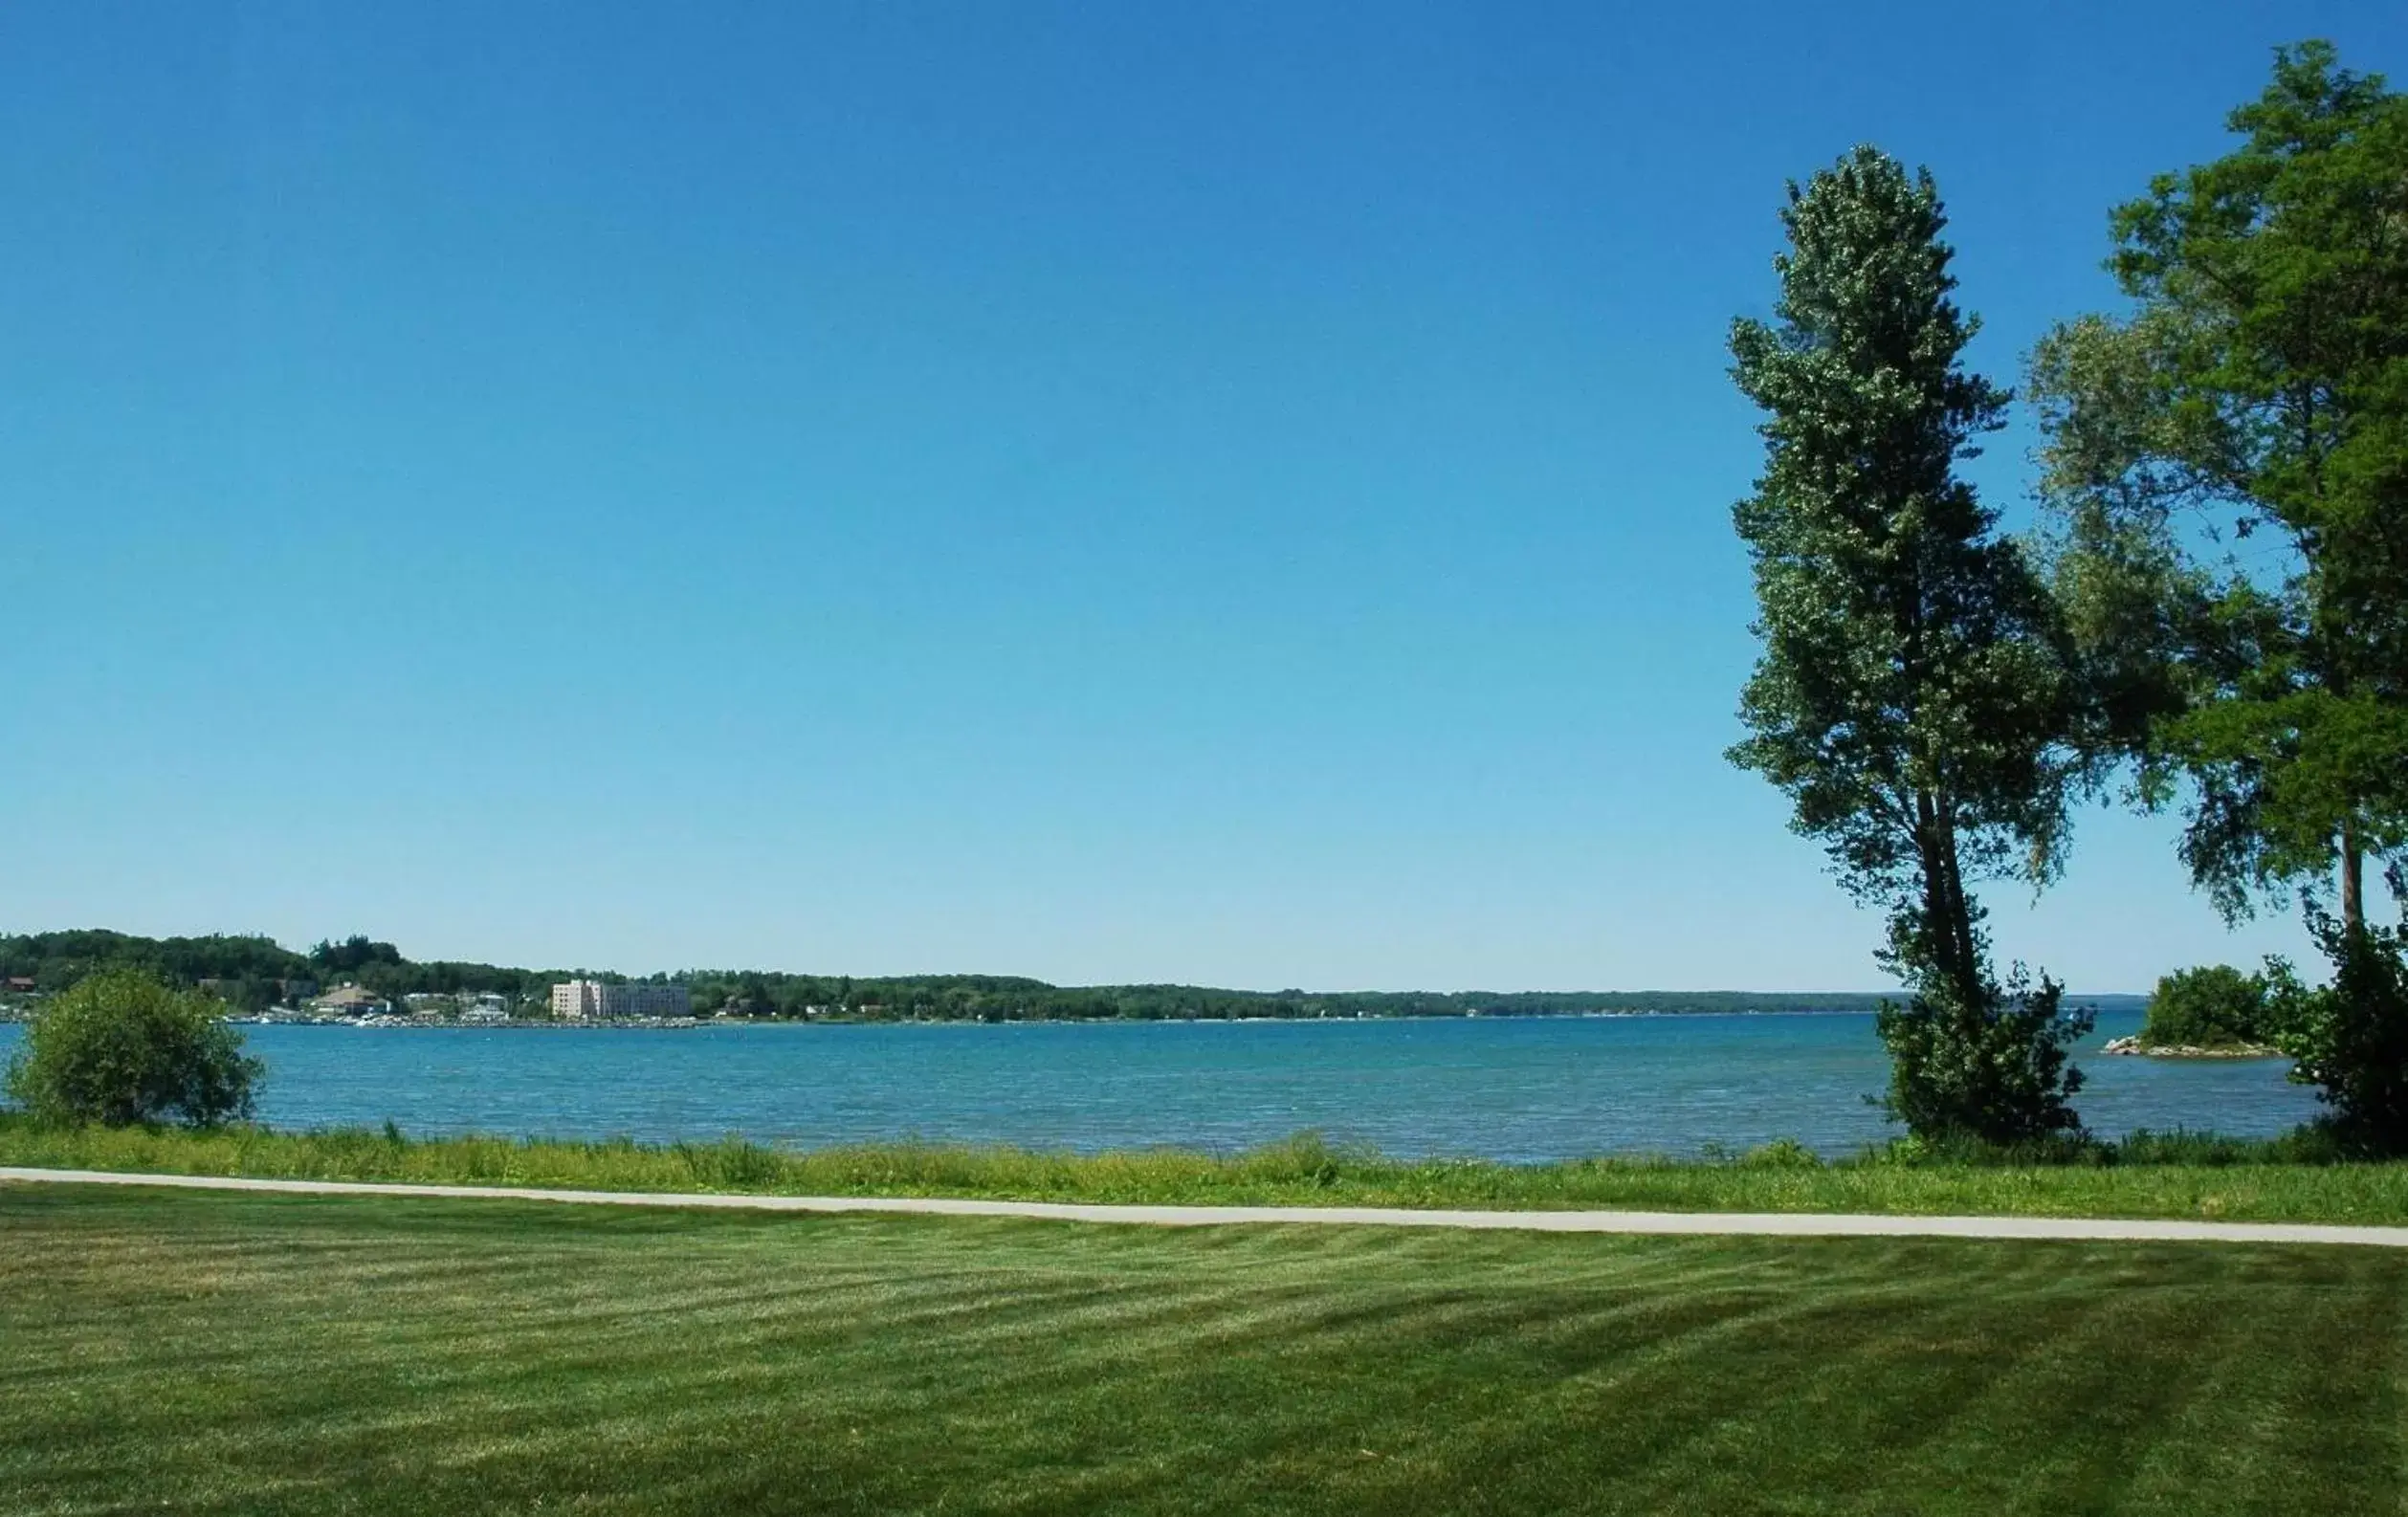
top-left (1726, 147), bottom-right (2071, 942)
top-left (1873, 972), bottom-right (2092, 1145)
top-left (0, 929), bottom-right (311, 996)
top-left (2144, 964), bottom-right (2272, 1047)
top-left (2265, 906), bottom-right (2408, 1153)
top-left (308, 934), bottom-right (402, 975)
top-left (2029, 40), bottom-right (2408, 930)
top-left (3, 969), bottom-right (262, 1128)
top-left (1726, 145), bottom-right (2083, 1140)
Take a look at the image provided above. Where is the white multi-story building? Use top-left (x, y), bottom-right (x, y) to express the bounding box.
top-left (549, 979), bottom-right (691, 1020)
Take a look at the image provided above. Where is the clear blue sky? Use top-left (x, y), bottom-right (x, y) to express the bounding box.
top-left (3, 2), bottom-right (2399, 990)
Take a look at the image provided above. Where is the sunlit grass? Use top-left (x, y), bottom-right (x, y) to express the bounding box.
top-left (2, 1183), bottom-right (2400, 1515)
top-left (9, 1113), bottom-right (2408, 1223)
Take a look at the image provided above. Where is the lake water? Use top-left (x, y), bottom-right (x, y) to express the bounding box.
top-left (0, 1010), bottom-right (2325, 1160)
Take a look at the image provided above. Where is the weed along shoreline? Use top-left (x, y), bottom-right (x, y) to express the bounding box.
top-left (11, 1117), bottom-right (2408, 1227)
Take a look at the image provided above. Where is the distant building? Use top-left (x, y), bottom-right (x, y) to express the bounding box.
top-left (549, 979), bottom-right (690, 1020)
top-left (4, 976), bottom-right (34, 994)
top-left (312, 985), bottom-right (390, 1016)
top-left (404, 993), bottom-right (453, 1016)
top-left (460, 995), bottom-right (510, 1022)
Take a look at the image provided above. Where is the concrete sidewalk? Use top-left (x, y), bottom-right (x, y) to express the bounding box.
top-left (8, 1165), bottom-right (2407, 1247)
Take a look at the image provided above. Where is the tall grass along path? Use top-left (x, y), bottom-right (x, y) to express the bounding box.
top-left (14, 1166), bottom-right (2408, 1247)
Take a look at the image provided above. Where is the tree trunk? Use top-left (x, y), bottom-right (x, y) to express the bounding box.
top-left (1912, 794), bottom-right (1947, 978)
top-left (1912, 790), bottom-right (1980, 1007)
top-left (2340, 816), bottom-right (2366, 940)
top-left (1935, 808), bottom-right (1982, 1008)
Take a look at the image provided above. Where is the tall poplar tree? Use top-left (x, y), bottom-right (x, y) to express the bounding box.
top-left (1729, 147), bottom-right (2088, 1143)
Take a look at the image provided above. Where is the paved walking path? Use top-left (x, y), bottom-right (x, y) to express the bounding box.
top-left (9, 1165), bottom-right (2408, 1246)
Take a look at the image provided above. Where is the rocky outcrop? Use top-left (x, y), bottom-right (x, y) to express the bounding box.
top-left (2101, 1034), bottom-right (2282, 1059)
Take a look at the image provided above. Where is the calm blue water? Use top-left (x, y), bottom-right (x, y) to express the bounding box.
top-left (0, 1011), bottom-right (2326, 1159)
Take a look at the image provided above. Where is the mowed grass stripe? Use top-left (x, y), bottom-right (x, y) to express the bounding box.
top-left (5, 1188), bottom-right (2406, 1516)
top-left (1464, 1259), bottom-right (2056, 1510)
top-left (0, 1222), bottom-right (2292, 1517)
top-left (1873, 1279), bottom-right (2236, 1510)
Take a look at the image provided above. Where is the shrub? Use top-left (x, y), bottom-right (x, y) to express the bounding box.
top-left (4, 968), bottom-right (262, 1127)
top-left (1875, 969), bottom-right (2092, 1146)
top-left (2264, 912), bottom-right (2408, 1155)
top-left (2142, 965), bottom-right (2270, 1047)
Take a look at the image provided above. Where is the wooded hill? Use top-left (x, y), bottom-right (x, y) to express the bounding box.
top-left (0, 929), bottom-right (2142, 1021)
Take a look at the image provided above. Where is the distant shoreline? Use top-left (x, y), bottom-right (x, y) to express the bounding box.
top-left (1, 992), bottom-right (2153, 1032)
top-left (2, 932), bottom-right (2162, 1024)
top-left (165, 1000), bottom-right (2152, 1032)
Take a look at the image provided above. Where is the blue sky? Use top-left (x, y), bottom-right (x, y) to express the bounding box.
top-left (3, 2), bottom-right (2399, 990)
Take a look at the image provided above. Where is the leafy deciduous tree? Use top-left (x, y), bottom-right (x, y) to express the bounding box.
top-left (2030, 40), bottom-right (2408, 935)
top-left (2029, 41), bottom-right (2408, 1145)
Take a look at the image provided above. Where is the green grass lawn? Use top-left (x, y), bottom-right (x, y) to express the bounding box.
top-left (12, 1115), bottom-right (2408, 1224)
top-left (3, 1183), bottom-right (2403, 1515)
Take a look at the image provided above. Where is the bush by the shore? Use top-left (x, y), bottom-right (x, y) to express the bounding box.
top-left (3, 970), bottom-right (261, 1127)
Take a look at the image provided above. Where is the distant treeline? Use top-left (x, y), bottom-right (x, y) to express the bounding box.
top-left (0, 929), bottom-right (2139, 1022)
top-left (0, 931), bottom-right (563, 1011)
top-left (678, 973), bottom-right (1918, 1022)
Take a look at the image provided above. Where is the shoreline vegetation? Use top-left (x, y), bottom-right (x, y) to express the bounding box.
top-left (0, 927), bottom-right (2148, 1025)
top-left (8, 1116), bottom-right (2407, 1226)
top-left (4, 1002), bottom-right (2151, 1031)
